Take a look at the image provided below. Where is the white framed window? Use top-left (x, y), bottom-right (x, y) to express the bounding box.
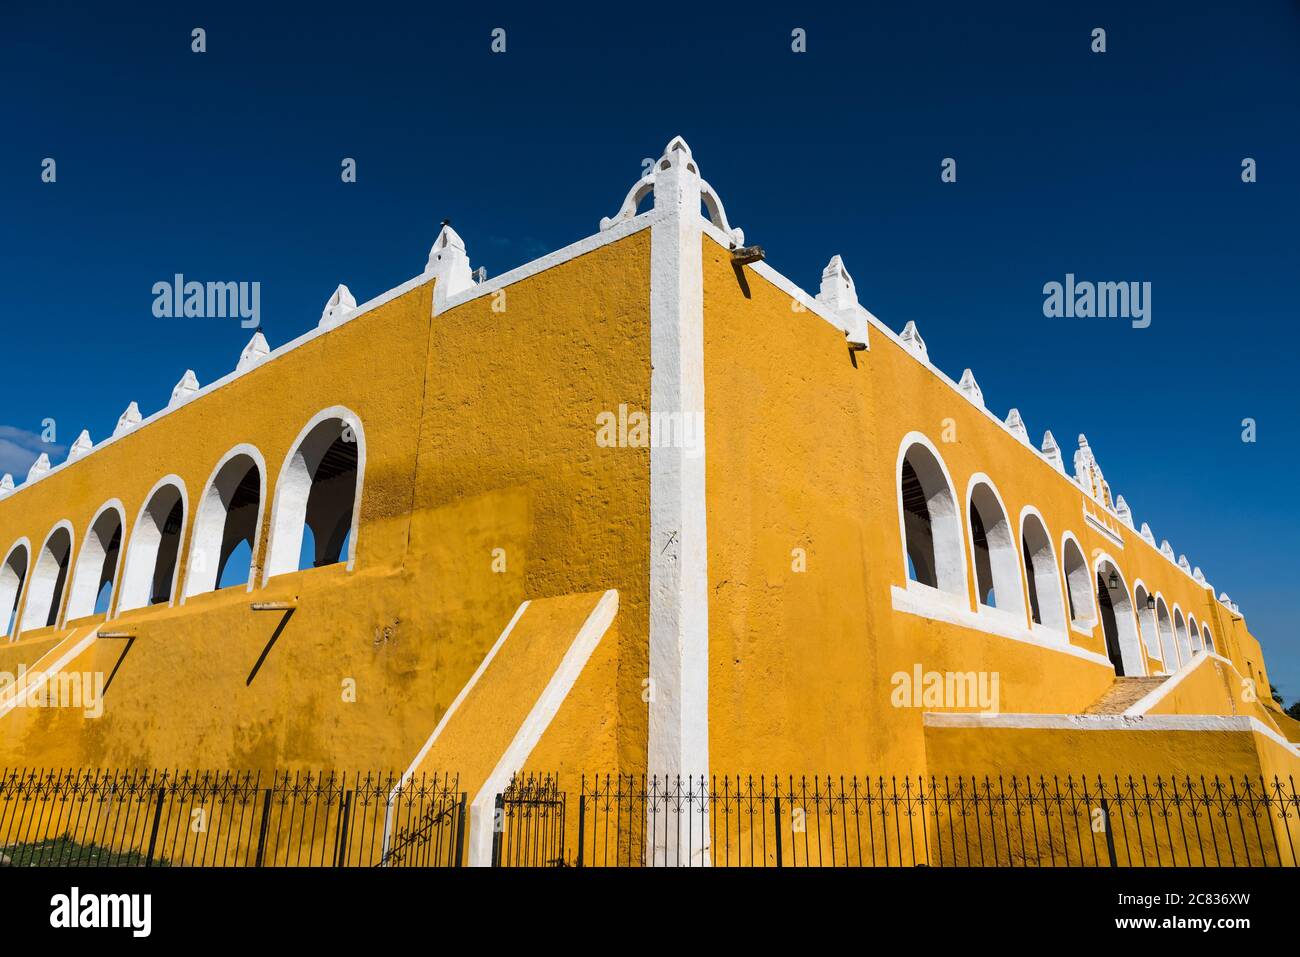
top-left (264, 409), bottom-right (364, 581)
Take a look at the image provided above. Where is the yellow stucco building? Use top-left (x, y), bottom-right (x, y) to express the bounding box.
top-left (0, 138), bottom-right (1295, 865)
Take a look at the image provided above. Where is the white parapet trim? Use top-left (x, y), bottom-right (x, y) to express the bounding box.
top-left (921, 711), bottom-right (1300, 757)
top-left (891, 583), bottom-right (1113, 669)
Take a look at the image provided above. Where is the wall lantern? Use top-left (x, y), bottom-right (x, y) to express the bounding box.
top-left (1108, 571), bottom-right (1119, 590)
top-left (1146, 594), bottom-right (1156, 611)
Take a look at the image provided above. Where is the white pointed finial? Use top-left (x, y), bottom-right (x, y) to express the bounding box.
top-left (1004, 408), bottom-right (1028, 443)
top-left (170, 370), bottom-right (200, 408)
top-left (600, 136), bottom-right (743, 245)
top-left (425, 222), bottom-right (475, 303)
top-left (68, 430), bottom-right (93, 463)
top-left (1159, 539), bottom-right (1175, 561)
top-left (1114, 494), bottom-right (1133, 527)
top-left (899, 321), bottom-right (927, 361)
top-left (114, 402), bottom-right (142, 437)
top-left (238, 332), bottom-right (270, 372)
top-left (0, 474), bottom-right (13, 499)
top-left (1073, 435), bottom-right (1096, 489)
top-left (1140, 522), bottom-right (1156, 546)
top-left (815, 255), bottom-right (869, 349)
top-left (1041, 430), bottom-right (1064, 472)
top-left (319, 284), bottom-right (357, 330)
top-left (1193, 566), bottom-right (1206, 585)
top-left (957, 369), bottom-right (984, 408)
top-left (1177, 554), bottom-right (1192, 573)
top-left (818, 255), bottom-right (856, 312)
top-left (27, 453), bottom-right (51, 483)
top-left (664, 135), bottom-right (692, 157)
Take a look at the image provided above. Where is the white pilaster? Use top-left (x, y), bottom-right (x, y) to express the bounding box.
top-left (645, 136), bottom-right (710, 866)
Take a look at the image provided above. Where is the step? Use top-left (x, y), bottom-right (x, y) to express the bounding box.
top-left (1081, 676), bottom-right (1167, 715)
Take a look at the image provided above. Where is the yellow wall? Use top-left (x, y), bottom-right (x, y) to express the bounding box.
top-left (922, 719), bottom-right (1289, 865)
top-left (0, 228), bottom-right (653, 776)
top-left (701, 232), bottom-right (1295, 779)
top-left (1144, 654), bottom-right (1280, 732)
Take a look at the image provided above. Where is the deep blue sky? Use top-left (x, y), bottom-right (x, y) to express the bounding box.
top-left (2, 3), bottom-right (1298, 697)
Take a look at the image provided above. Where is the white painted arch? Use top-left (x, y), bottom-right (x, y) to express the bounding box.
top-left (1060, 531), bottom-right (1095, 628)
top-left (183, 444), bottom-right (268, 600)
top-left (1019, 506), bottom-right (1066, 635)
top-left (1, 538), bottom-right (31, 640)
top-left (1154, 595), bottom-right (1178, 671)
top-left (118, 476), bottom-right (189, 613)
top-left (263, 406), bottom-right (365, 584)
top-left (65, 499), bottom-right (127, 621)
top-left (1093, 553), bottom-right (1146, 676)
top-left (19, 520), bottom-right (75, 633)
top-left (1171, 604), bottom-right (1193, 665)
top-left (965, 473), bottom-right (1026, 621)
top-left (1131, 579), bottom-right (1161, 663)
top-left (896, 432), bottom-right (967, 599)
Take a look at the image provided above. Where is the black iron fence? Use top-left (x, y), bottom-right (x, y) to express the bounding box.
top-left (492, 774), bottom-right (566, 867)
top-left (552, 773), bottom-right (1300, 868)
top-left (3, 768), bottom-right (1297, 867)
top-left (0, 768), bottom-right (464, 867)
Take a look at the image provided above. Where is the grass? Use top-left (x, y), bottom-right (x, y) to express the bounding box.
top-left (0, 835), bottom-right (167, 867)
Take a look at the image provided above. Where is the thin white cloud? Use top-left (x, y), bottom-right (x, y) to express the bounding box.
top-left (0, 426), bottom-right (66, 476)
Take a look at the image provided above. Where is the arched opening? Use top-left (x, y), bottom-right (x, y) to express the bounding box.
top-left (898, 438), bottom-right (964, 596)
top-left (1095, 559), bottom-right (1144, 676)
top-left (1173, 609), bottom-right (1192, 665)
top-left (66, 504), bottom-right (125, 621)
top-left (1133, 583), bottom-right (1160, 664)
top-left (265, 412), bottom-right (363, 581)
top-left (20, 524), bottom-right (73, 631)
top-left (1187, 614), bottom-right (1202, 655)
top-left (1202, 624), bottom-right (1215, 655)
top-left (1, 542), bottom-right (29, 639)
top-left (118, 481), bottom-right (186, 612)
top-left (1061, 535), bottom-right (1094, 626)
top-left (1020, 511), bottom-right (1065, 632)
top-left (967, 479), bottom-right (1024, 618)
top-left (185, 449), bottom-right (264, 597)
top-left (1155, 597), bottom-right (1178, 670)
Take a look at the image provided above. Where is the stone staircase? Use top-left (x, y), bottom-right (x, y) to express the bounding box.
top-left (1082, 676), bottom-right (1168, 715)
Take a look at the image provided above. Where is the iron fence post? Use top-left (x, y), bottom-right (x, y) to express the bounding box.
top-left (144, 787), bottom-right (166, 867)
top-left (1101, 797), bottom-right (1119, 867)
top-left (491, 792), bottom-right (504, 867)
top-left (334, 790), bottom-right (353, 867)
top-left (576, 794), bottom-right (586, 868)
top-left (254, 788), bottom-right (274, 867)
top-left (454, 793), bottom-right (467, 867)
top-left (774, 794), bottom-right (783, 868)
